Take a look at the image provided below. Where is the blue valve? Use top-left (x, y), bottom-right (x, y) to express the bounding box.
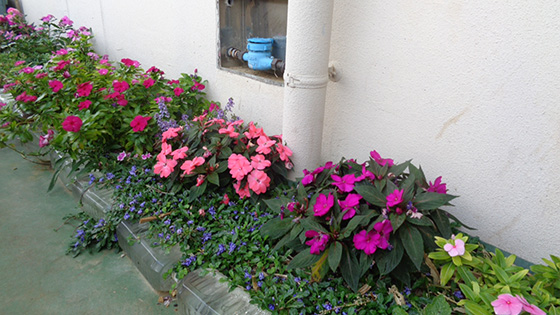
top-left (242, 38), bottom-right (274, 71)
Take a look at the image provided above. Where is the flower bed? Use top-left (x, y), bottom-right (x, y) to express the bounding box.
top-left (1, 10), bottom-right (559, 315)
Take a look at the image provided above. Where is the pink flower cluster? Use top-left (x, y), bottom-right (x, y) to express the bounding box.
top-left (15, 91), bottom-right (37, 103)
top-left (153, 127), bottom-right (188, 178)
top-left (491, 294), bottom-right (545, 315)
top-left (353, 220), bottom-right (393, 255)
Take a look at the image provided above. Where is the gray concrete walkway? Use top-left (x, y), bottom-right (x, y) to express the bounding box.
top-left (0, 147), bottom-right (177, 315)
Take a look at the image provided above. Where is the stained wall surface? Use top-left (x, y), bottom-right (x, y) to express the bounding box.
top-left (20, 1), bottom-right (560, 263)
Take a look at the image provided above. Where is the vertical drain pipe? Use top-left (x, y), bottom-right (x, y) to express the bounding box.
top-left (282, 1), bottom-right (334, 178)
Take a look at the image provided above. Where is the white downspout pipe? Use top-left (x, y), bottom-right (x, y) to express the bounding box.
top-left (282, 1), bottom-right (334, 178)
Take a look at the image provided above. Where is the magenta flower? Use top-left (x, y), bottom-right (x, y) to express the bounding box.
top-left (117, 151), bottom-right (127, 161)
top-left (41, 14), bottom-right (54, 23)
top-left (491, 294), bottom-right (523, 315)
top-left (305, 230), bottom-right (329, 255)
top-left (143, 78), bottom-right (155, 88)
top-left (339, 193), bottom-right (362, 220)
top-left (192, 80), bottom-right (205, 91)
top-left (386, 189), bottom-right (404, 207)
top-left (48, 80), bottom-right (63, 92)
top-left (313, 193), bottom-right (334, 217)
top-left (428, 176), bottom-right (447, 194)
top-left (444, 239), bottom-right (465, 257)
top-left (247, 170), bottom-right (271, 194)
top-left (61, 116), bottom-right (83, 133)
top-left (39, 129), bottom-right (54, 148)
top-left (78, 100), bottom-right (91, 111)
top-left (59, 16), bottom-right (73, 26)
top-left (174, 87), bottom-right (184, 96)
top-left (370, 150), bottom-right (394, 167)
top-left (130, 115), bottom-right (151, 132)
top-left (76, 82), bottom-right (93, 97)
top-left (353, 230), bottom-right (381, 255)
top-left (373, 220), bottom-right (393, 249)
top-left (121, 58), bottom-right (140, 67)
top-left (331, 174), bottom-right (357, 192)
top-left (98, 69), bottom-right (108, 75)
top-left (301, 169), bottom-right (315, 186)
top-left (113, 80), bottom-right (129, 93)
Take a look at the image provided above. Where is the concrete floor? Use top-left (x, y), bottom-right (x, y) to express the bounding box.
top-left (0, 147), bottom-right (178, 315)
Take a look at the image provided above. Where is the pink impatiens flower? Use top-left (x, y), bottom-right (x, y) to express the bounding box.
top-left (170, 147), bottom-right (189, 160)
top-left (370, 150), bottom-right (394, 167)
top-left (48, 80), bottom-right (63, 92)
top-left (130, 115), bottom-right (151, 132)
top-left (305, 230), bottom-right (329, 255)
top-left (39, 129), bottom-right (54, 148)
top-left (353, 229), bottom-right (381, 255)
top-left (491, 294), bottom-right (523, 315)
top-left (428, 176), bottom-right (447, 194)
top-left (313, 193), bottom-right (334, 217)
top-left (180, 157), bottom-right (205, 175)
top-left (228, 154), bottom-right (253, 181)
top-left (218, 124), bottom-right (239, 138)
top-left (444, 239), bottom-right (466, 257)
top-left (234, 180), bottom-right (251, 199)
top-left (331, 174), bottom-right (357, 192)
top-left (162, 127), bottom-right (182, 141)
top-left (256, 136), bottom-right (275, 155)
top-left (338, 193), bottom-right (362, 220)
top-left (386, 189), bottom-right (404, 207)
top-left (61, 116), bottom-right (83, 132)
top-left (373, 220), bottom-right (393, 249)
top-left (247, 170), bottom-right (271, 194)
top-left (244, 122), bottom-right (265, 139)
top-left (154, 153), bottom-right (178, 178)
top-left (250, 154), bottom-right (271, 170)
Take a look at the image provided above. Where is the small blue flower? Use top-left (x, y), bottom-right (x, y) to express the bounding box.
top-left (187, 220), bottom-right (194, 225)
top-left (257, 281), bottom-right (263, 288)
top-left (216, 244), bottom-right (225, 256)
top-left (268, 304), bottom-right (275, 311)
top-left (106, 173), bottom-right (115, 180)
top-left (177, 228), bottom-right (183, 235)
top-left (404, 287), bottom-right (411, 296)
top-left (244, 270), bottom-right (252, 280)
top-left (202, 232), bottom-right (212, 243)
top-left (196, 226), bottom-right (205, 231)
top-left (258, 272), bottom-right (265, 281)
top-left (228, 242), bottom-right (237, 254)
top-left (454, 290), bottom-right (465, 299)
top-left (124, 213), bottom-right (130, 220)
top-left (164, 219), bottom-right (171, 225)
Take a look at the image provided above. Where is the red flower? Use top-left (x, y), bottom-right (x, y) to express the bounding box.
top-left (174, 87), bottom-right (184, 96)
top-left (113, 80), bottom-right (129, 93)
top-left (48, 80), bottom-right (63, 92)
top-left (121, 58), bottom-right (139, 67)
top-left (130, 115), bottom-right (151, 132)
top-left (78, 100), bottom-right (91, 111)
top-left (76, 82), bottom-right (93, 97)
top-left (143, 78), bottom-right (155, 88)
top-left (62, 116), bottom-right (83, 132)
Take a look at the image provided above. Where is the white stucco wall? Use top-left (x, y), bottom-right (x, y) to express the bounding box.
top-left (324, 1), bottom-right (560, 263)
top-left (19, 1), bottom-right (560, 263)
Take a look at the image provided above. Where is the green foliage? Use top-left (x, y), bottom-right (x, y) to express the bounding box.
top-left (261, 153), bottom-right (460, 291)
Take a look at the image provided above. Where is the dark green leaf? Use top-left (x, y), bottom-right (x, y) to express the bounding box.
top-left (431, 209), bottom-right (452, 238)
top-left (376, 238), bottom-right (404, 275)
top-left (260, 217), bottom-right (293, 240)
top-left (354, 183), bottom-right (386, 207)
top-left (207, 172), bottom-right (219, 186)
top-left (414, 192), bottom-right (457, 210)
top-left (340, 247), bottom-right (360, 291)
top-left (406, 215), bottom-right (434, 227)
top-left (287, 250), bottom-right (321, 270)
top-left (388, 160), bottom-right (410, 177)
top-left (389, 212), bottom-right (406, 232)
top-left (299, 217), bottom-right (329, 234)
top-left (341, 215), bottom-right (368, 238)
top-left (328, 242), bottom-right (342, 272)
top-left (398, 224), bottom-right (424, 270)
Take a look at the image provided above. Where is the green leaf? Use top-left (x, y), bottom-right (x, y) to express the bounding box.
top-left (287, 250), bottom-right (321, 270)
top-left (354, 182), bottom-right (387, 207)
top-left (340, 247), bottom-right (360, 292)
top-left (463, 301), bottom-right (492, 315)
top-left (376, 238), bottom-right (404, 275)
top-left (459, 282), bottom-right (478, 301)
top-left (440, 262), bottom-right (456, 286)
top-left (398, 224), bottom-right (424, 270)
top-left (260, 217), bottom-right (293, 240)
top-left (456, 265), bottom-right (478, 284)
top-left (423, 295), bottom-right (452, 315)
top-left (406, 215), bottom-right (434, 227)
top-left (391, 308), bottom-right (408, 315)
top-left (389, 212), bottom-right (406, 232)
top-left (431, 209), bottom-right (452, 238)
top-left (408, 163), bottom-right (427, 187)
top-left (342, 215), bottom-right (369, 238)
top-left (207, 172), bottom-right (219, 186)
top-left (328, 242), bottom-right (343, 272)
top-left (264, 197), bottom-right (289, 213)
top-left (414, 192), bottom-right (457, 210)
top-left (491, 264), bottom-right (510, 284)
top-left (388, 160), bottom-right (411, 177)
top-left (299, 217), bottom-right (329, 234)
